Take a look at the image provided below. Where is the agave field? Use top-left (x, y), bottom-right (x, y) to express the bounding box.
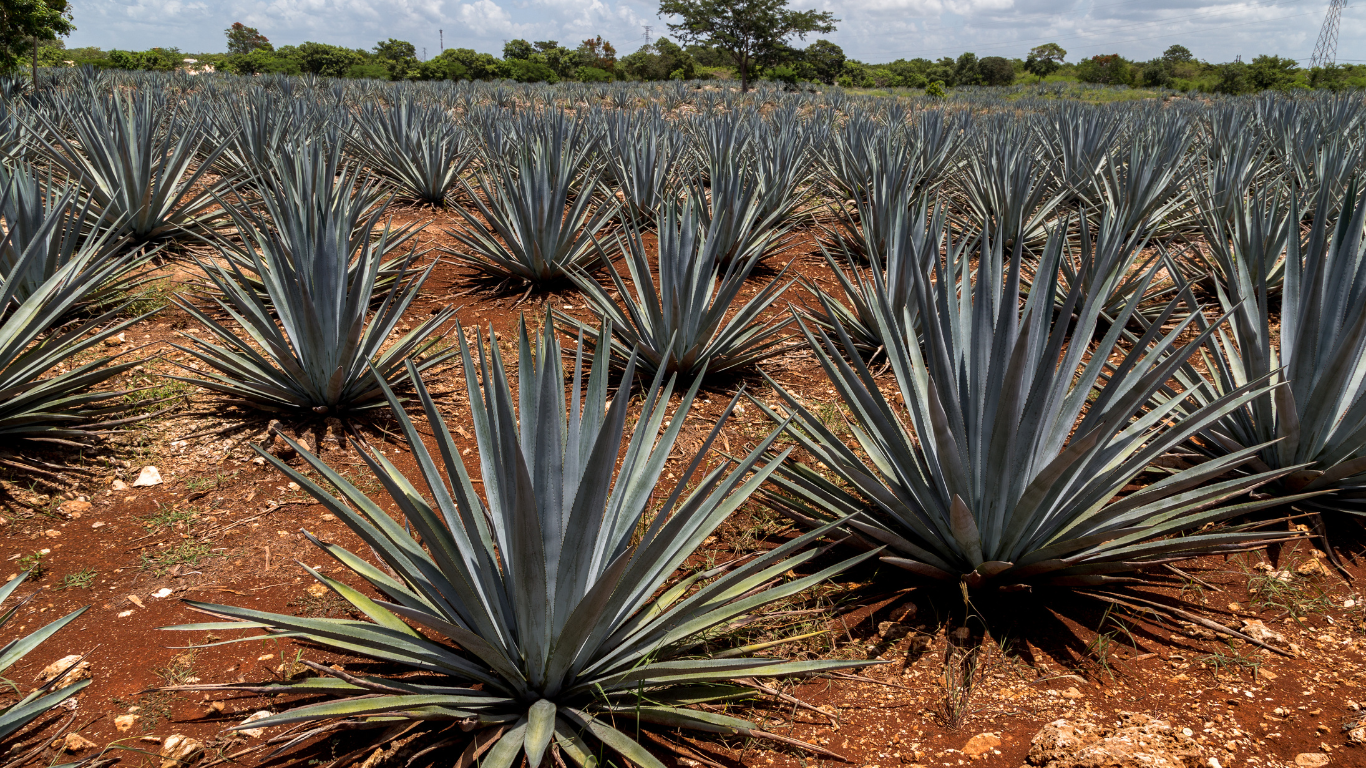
top-left (3, 67), bottom-right (1366, 768)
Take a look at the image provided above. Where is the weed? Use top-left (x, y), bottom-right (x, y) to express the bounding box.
top-left (142, 503), bottom-right (198, 532)
top-left (1242, 557), bottom-right (1333, 619)
top-left (156, 650), bottom-right (198, 687)
top-left (139, 541), bottom-right (217, 575)
top-left (16, 551), bottom-right (46, 577)
top-left (1199, 640), bottom-right (1262, 680)
top-left (185, 471), bottom-right (237, 493)
top-left (59, 567), bottom-right (97, 590)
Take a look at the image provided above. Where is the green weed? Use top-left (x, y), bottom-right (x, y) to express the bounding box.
top-left (59, 567), bottom-right (96, 590)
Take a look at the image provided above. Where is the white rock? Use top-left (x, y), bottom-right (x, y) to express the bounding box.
top-left (151, 587), bottom-right (173, 599)
top-left (239, 711), bottom-right (273, 738)
top-left (159, 734), bottom-right (204, 768)
top-left (111, 479), bottom-right (128, 491)
top-left (37, 655), bottom-right (91, 689)
top-left (131, 466), bottom-right (162, 487)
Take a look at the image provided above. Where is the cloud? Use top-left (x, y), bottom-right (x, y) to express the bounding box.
top-left (63, 0), bottom-right (1362, 65)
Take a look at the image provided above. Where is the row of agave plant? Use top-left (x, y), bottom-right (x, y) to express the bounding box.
top-left (2, 72), bottom-right (1366, 767)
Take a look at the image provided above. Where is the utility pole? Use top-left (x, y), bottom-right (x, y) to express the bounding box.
top-left (440, 30), bottom-right (444, 52)
top-left (423, 47), bottom-right (427, 61)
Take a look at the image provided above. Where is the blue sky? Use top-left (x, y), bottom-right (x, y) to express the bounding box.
top-left (66, 0), bottom-right (1364, 66)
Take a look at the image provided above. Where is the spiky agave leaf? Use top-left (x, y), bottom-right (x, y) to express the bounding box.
top-left (760, 221), bottom-right (1306, 588)
top-left (35, 91), bottom-right (229, 244)
top-left (557, 200), bottom-right (796, 379)
top-left (444, 127), bottom-right (617, 284)
top-left (601, 106), bottom-right (684, 221)
top-left (1165, 179), bottom-right (1366, 515)
top-left (0, 164), bottom-right (146, 309)
top-left (0, 572), bottom-right (90, 744)
top-left (800, 192), bottom-right (948, 355)
top-left (220, 142), bottom-right (422, 301)
top-left (0, 226), bottom-right (151, 447)
top-left (353, 99), bottom-right (474, 206)
top-left (170, 166), bottom-right (456, 415)
top-left (163, 317), bottom-right (876, 768)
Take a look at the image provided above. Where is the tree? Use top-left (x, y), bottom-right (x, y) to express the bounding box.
top-left (0, 0), bottom-right (73, 85)
top-left (1248, 54), bottom-right (1298, 91)
top-left (577, 36), bottom-right (617, 70)
top-left (1024, 42), bottom-right (1065, 77)
top-left (1162, 45), bottom-right (1194, 64)
top-left (225, 22), bottom-right (271, 54)
top-left (952, 52), bottom-right (981, 86)
top-left (658, 0), bottom-right (837, 91)
top-left (1213, 60), bottom-right (1249, 94)
top-left (439, 48), bottom-right (501, 79)
top-left (979, 56), bottom-right (1014, 86)
top-left (503, 39), bottom-right (534, 60)
top-left (802, 38), bottom-right (844, 84)
top-left (1076, 53), bottom-right (1132, 86)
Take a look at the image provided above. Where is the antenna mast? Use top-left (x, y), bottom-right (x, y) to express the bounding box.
top-left (1310, 0), bottom-right (1348, 68)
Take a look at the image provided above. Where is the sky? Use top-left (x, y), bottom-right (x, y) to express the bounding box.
top-left (64, 0), bottom-right (1364, 66)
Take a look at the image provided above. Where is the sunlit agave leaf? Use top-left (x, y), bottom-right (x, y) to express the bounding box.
top-left (761, 220), bottom-right (1303, 588)
top-left (163, 316), bottom-right (876, 767)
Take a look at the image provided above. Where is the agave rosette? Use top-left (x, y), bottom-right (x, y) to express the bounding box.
top-left (0, 572), bottom-right (90, 745)
top-left (761, 222), bottom-right (1308, 588)
top-left (165, 318), bottom-right (875, 768)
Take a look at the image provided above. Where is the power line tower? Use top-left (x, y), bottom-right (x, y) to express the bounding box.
top-left (1310, 0), bottom-right (1347, 68)
top-left (643, 25), bottom-right (652, 46)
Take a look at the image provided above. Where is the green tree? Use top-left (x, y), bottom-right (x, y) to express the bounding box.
top-left (374, 38), bottom-right (418, 79)
top-left (979, 55), bottom-right (1013, 86)
top-left (1248, 54), bottom-right (1298, 91)
top-left (1076, 53), bottom-right (1133, 86)
top-left (1162, 44), bottom-right (1194, 64)
top-left (1, 0), bottom-right (74, 84)
top-left (439, 47), bottom-right (501, 79)
top-left (952, 52), bottom-right (981, 86)
top-left (1212, 60), bottom-right (1250, 94)
top-left (1024, 42), bottom-right (1065, 77)
top-left (288, 41), bottom-right (365, 77)
top-left (620, 37), bottom-right (695, 81)
top-left (658, 0), bottom-right (837, 91)
top-left (225, 22), bottom-right (271, 54)
top-left (502, 38), bottom-right (534, 60)
top-left (802, 38), bottom-right (843, 83)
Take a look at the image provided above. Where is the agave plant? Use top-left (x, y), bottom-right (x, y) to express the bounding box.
top-left (557, 201), bottom-right (795, 379)
top-left (601, 107), bottom-right (683, 221)
top-left (760, 222), bottom-right (1305, 588)
top-left (171, 160), bottom-right (455, 415)
top-left (1167, 180), bottom-right (1366, 517)
top-left (801, 193), bottom-right (947, 354)
top-left (352, 99), bottom-right (473, 206)
top-left (1, 572), bottom-right (90, 745)
top-left (0, 164), bottom-right (142, 308)
top-left (0, 232), bottom-right (149, 450)
top-left (36, 91), bottom-right (229, 244)
top-left (221, 142), bottom-right (421, 299)
top-left (445, 128), bottom-right (617, 284)
top-left (165, 318), bottom-right (873, 768)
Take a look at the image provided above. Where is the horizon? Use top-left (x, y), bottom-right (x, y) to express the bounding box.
top-left (66, 0), bottom-right (1363, 66)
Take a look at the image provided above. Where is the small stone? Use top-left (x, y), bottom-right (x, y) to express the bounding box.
top-left (114, 714), bottom-right (139, 732)
top-left (104, 332), bottom-right (126, 346)
top-left (60, 500), bottom-right (92, 519)
top-left (321, 513), bottom-right (337, 521)
top-left (962, 733), bottom-right (1002, 757)
top-left (239, 710), bottom-right (273, 738)
top-left (1060, 687), bottom-right (1084, 700)
top-left (91, 522), bottom-right (105, 529)
top-left (111, 479), bottom-right (128, 491)
top-left (127, 595), bottom-right (145, 609)
top-left (131, 466), bottom-right (162, 487)
top-left (1348, 727), bottom-right (1366, 745)
top-left (58, 733), bottom-right (98, 753)
top-left (1208, 759), bottom-right (1223, 768)
top-left (1296, 559), bottom-right (1329, 577)
top-left (151, 587), bottom-right (173, 599)
top-left (1240, 618), bottom-right (1287, 646)
top-left (1294, 754), bottom-right (1330, 768)
top-left (306, 582), bottom-right (328, 598)
top-left (38, 655), bottom-right (91, 689)
top-left (1256, 667), bottom-right (1278, 682)
top-left (159, 734), bottom-right (204, 768)
top-left (208, 700), bottom-right (225, 713)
